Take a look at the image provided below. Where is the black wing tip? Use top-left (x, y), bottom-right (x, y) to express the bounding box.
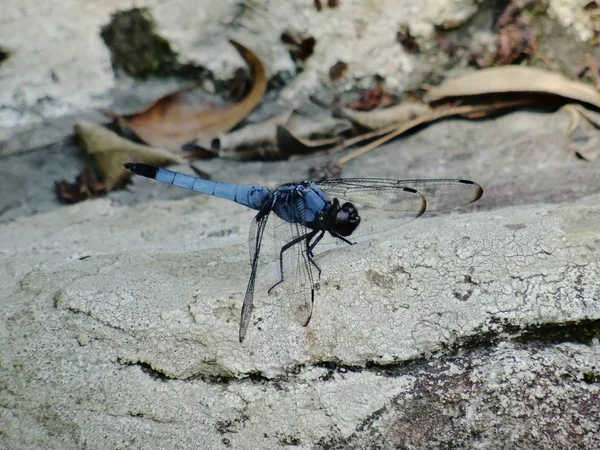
top-left (123, 162), bottom-right (159, 179)
top-left (401, 187), bottom-right (427, 217)
top-left (455, 179), bottom-right (484, 204)
top-left (461, 180), bottom-right (484, 203)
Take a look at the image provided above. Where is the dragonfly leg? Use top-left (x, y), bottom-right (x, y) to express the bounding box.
top-left (306, 230), bottom-right (326, 279)
top-left (329, 231), bottom-right (355, 246)
top-left (268, 231), bottom-right (316, 295)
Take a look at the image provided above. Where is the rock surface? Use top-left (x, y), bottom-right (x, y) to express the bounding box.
top-left (3, 109), bottom-right (600, 446)
top-left (2, 1), bottom-right (600, 449)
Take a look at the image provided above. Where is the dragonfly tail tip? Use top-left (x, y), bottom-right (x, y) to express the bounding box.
top-left (123, 163), bottom-right (159, 179)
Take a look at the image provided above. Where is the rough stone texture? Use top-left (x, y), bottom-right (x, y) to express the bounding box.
top-left (549, 0), bottom-right (599, 42)
top-left (3, 1), bottom-right (600, 449)
top-left (2, 183), bottom-right (600, 449)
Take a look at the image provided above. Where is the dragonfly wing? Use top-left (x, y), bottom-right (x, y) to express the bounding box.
top-left (315, 178), bottom-right (482, 239)
top-left (316, 178), bottom-right (482, 212)
top-left (239, 207), bottom-right (271, 343)
top-left (269, 197), bottom-right (315, 329)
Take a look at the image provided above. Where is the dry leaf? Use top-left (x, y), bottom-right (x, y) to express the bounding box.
top-left (563, 104), bottom-right (600, 161)
top-left (276, 113), bottom-right (351, 157)
top-left (286, 113), bottom-right (351, 140)
top-left (495, 1), bottom-right (521, 30)
top-left (347, 86), bottom-right (396, 111)
top-left (329, 60), bottom-right (348, 80)
top-left (397, 25), bottom-right (420, 54)
top-left (276, 125), bottom-right (340, 157)
top-left (214, 111), bottom-right (350, 160)
top-left (338, 102), bottom-right (432, 130)
top-left (424, 66), bottom-right (600, 108)
top-left (214, 110), bottom-right (295, 160)
top-left (110, 40), bottom-right (267, 151)
top-left (585, 54), bottom-right (600, 90)
top-left (228, 68), bottom-right (252, 102)
top-left (56, 168), bottom-right (108, 203)
top-left (75, 121), bottom-right (186, 189)
top-left (281, 31), bottom-right (317, 62)
top-left (497, 23), bottom-right (536, 65)
top-left (334, 98), bottom-right (539, 165)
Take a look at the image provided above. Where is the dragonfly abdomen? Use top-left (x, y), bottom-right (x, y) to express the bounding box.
top-left (124, 163), bottom-right (270, 210)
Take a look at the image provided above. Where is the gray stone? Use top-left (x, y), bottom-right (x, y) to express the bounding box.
top-left (2, 1), bottom-right (600, 448)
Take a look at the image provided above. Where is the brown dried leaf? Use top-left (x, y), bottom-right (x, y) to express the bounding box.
top-left (215, 111), bottom-right (350, 160)
top-left (564, 104), bottom-right (600, 161)
top-left (497, 23), bottom-right (536, 65)
top-left (215, 110), bottom-right (295, 160)
top-left (75, 121), bottom-right (186, 189)
top-left (329, 60), bottom-right (348, 80)
top-left (110, 40), bottom-right (267, 151)
top-left (424, 66), bottom-right (600, 108)
top-left (228, 68), bottom-right (252, 102)
top-left (336, 98), bottom-right (540, 165)
top-left (339, 102), bottom-right (432, 130)
top-left (276, 125), bottom-right (339, 157)
top-left (397, 25), bottom-right (420, 54)
top-left (494, 1), bottom-right (521, 30)
top-left (55, 168), bottom-right (108, 204)
top-left (347, 86), bottom-right (396, 111)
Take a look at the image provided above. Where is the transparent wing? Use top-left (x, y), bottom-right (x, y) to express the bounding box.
top-left (315, 178), bottom-right (483, 239)
top-left (239, 208), bottom-right (271, 343)
top-left (269, 197), bottom-right (315, 329)
top-left (316, 178), bottom-right (483, 211)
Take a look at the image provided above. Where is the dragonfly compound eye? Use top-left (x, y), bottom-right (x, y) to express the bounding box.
top-left (335, 202), bottom-right (361, 236)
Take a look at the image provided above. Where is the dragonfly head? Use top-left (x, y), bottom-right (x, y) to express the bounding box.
top-left (332, 201), bottom-right (361, 236)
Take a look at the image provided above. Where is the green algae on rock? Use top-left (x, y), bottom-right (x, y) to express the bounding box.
top-left (100, 7), bottom-right (207, 80)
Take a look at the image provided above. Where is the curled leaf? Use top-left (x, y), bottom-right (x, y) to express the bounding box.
top-left (214, 111), bottom-right (350, 160)
top-left (338, 102), bottom-right (432, 130)
top-left (56, 168), bottom-right (108, 203)
top-left (214, 110), bottom-right (295, 160)
top-left (424, 66), bottom-right (600, 108)
top-left (564, 104), bottom-right (600, 161)
top-left (276, 125), bottom-right (340, 157)
top-left (347, 86), bottom-right (396, 111)
top-left (75, 121), bottom-right (186, 189)
top-left (110, 40), bottom-right (267, 151)
top-left (286, 113), bottom-right (351, 141)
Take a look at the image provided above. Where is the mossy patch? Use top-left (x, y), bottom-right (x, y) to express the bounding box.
top-left (100, 8), bottom-right (208, 80)
top-left (440, 317), bottom-right (600, 354)
top-left (583, 370), bottom-right (600, 384)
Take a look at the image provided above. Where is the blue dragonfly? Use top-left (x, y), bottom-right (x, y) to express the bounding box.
top-left (124, 163), bottom-right (483, 342)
